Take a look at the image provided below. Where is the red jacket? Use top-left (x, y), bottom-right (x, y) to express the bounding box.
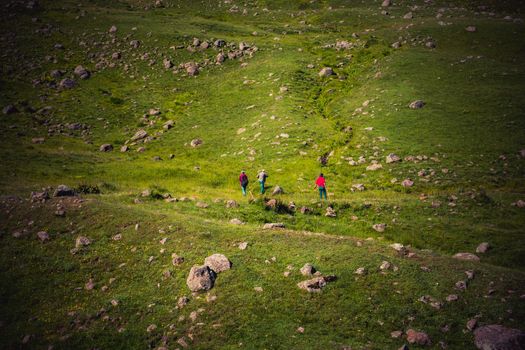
top-left (315, 176), bottom-right (326, 188)
top-left (239, 173), bottom-right (248, 185)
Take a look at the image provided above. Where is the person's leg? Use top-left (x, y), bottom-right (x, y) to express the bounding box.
top-left (319, 187), bottom-right (323, 200)
top-left (323, 188), bottom-right (327, 199)
top-left (242, 185), bottom-right (246, 196)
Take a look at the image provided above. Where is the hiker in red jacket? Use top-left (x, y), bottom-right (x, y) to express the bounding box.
top-left (239, 170), bottom-right (249, 196)
top-left (314, 173), bottom-right (327, 200)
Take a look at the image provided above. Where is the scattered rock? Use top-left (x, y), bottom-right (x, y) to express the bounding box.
top-left (319, 67), bottom-right (334, 77)
top-left (99, 144), bottom-right (113, 152)
top-left (73, 65), bottom-right (90, 79)
top-left (3, 104), bottom-right (18, 115)
top-left (379, 261), bottom-right (391, 270)
top-left (372, 223), bottom-right (386, 232)
top-left (36, 231), bottom-right (49, 242)
top-left (409, 100), bottom-right (425, 109)
top-left (204, 254), bottom-right (232, 273)
top-left (474, 324), bottom-right (525, 350)
top-left (238, 242), bottom-right (248, 250)
top-left (272, 186), bottom-right (284, 195)
top-left (300, 263), bottom-right (316, 276)
top-left (54, 184), bottom-right (75, 197)
top-left (230, 218), bottom-right (244, 225)
top-left (190, 139), bottom-right (203, 147)
top-left (226, 200), bottom-right (238, 208)
top-left (172, 254), bottom-right (184, 266)
top-left (263, 222), bottom-right (285, 229)
top-left (186, 265), bottom-right (216, 292)
top-left (130, 129), bottom-right (148, 142)
top-left (476, 242), bottom-right (490, 254)
top-left (386, 153), bottom-right (401, 163)
top-left (59, 78), bottom-right (76, 89)
top-left (196, 201), bottom-right (208, 208)
top-left (382, 0), bottom-right (392, 6)
top-left (325, 206), bottom-right (336, 217)
top-left (177, 296), bottom-right (189, 309)
top-left (465, 26), bottom-right (477, 32)
top-left (406, 329), bottom-right (431, 346)
top-left (355, 267), bottom-right (367, 275)
top-left (75, 236), bottom-right (91, 248)
top-left (401, 179), bottom-right (414, 187)
top-left (467, 319), bottom-right (478, 331)
top-left (453, 253), bottom-right (480, 262)
top-left (297, 275), bottom-right (337, 293)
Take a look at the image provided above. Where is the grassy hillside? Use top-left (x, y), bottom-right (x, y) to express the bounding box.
top-left (0, 0), bottom-right (524, 349)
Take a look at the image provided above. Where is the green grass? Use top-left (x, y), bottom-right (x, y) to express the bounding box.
top-left (0, 0), bottom-right (524, 348)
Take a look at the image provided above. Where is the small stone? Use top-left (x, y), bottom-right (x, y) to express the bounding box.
top-left (36, 231), bottom-right (50, 242)
top-left (254, 286), bottom-right (263, 292)
top-left (146, 324), bottom-right (157, 333)
top-left (453, 253), bottom-right (480, 262)
top-left (354, 267), bottom-right (367, 275)
top-left (409, 100), bottom-right (425, 109)
top-left (446, 294), bottom-right (458, 302)
top-left (75, 236), bottom-right (91, 248)
top-left (465, 26), bottom-right (477, 32)
top-left (379, 261), bottom-right (391, 270)
top-left (99, 144), bottom-right (113, 152)
top-left (172, 254), bottom-right (184, 266)
top-left (467, 318), bottom-right (478, 331)
top-left (230, 218), bottom-right (244, 225)
top-left (391, 330), bottom-right (403, 338)
top-left (372, 223), bottom-right (386, 232)
top-left (319, 67), bottom-right (334, 77)
top-left (476, 242), bottom-right (490, 254)
top-left (85, 279), bottom-right (95, 290)
top-left (238, 242), bottom-right (248, 250)
top-left (263, 223), bottom-right (285, 229)
top-left (297, 275), bottom-right (337, 293)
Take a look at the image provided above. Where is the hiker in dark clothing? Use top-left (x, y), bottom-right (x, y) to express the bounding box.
top-left (239, 170), bottom-right (249, 196)
top-left (315, 173), bottom-right (327, 200)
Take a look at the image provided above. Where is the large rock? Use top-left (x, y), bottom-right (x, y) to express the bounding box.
top-left (382, 0), bottom-right (392, 6)
top-left (186, 265), bottom-right (216, 292)
top-left (204, 254), bottom-right (232, 273)
top-left (406, 329), bottom-right (431, 346)
top-left (453, 253), bottom-right (480, 262)
top-left (54, 185), bottom-right (75, 197)
top-left (474, 324), bottom-right (525, 350)
top-left (297, 275), bottom-right (337, 293)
